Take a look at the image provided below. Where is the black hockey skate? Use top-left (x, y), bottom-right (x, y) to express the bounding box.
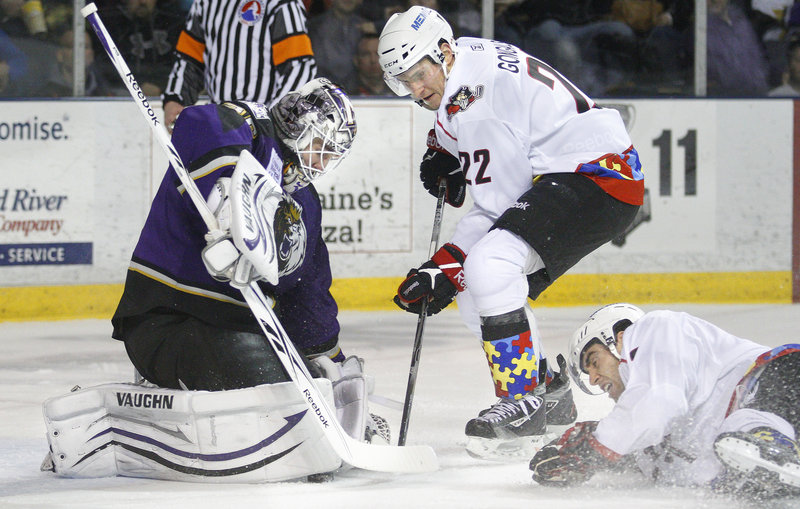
top-left (465, 393), bottom-right (554, 460)
top-left (544, 355), bottom-right (578, 434)
top-left (476, 355), bottom-right (577, 429)
top-left (714, 427), bottom-right (800, 498)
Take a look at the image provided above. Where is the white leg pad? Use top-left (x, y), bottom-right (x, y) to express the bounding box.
top-left (311, 356), bottom-right (370, 441)
top-left (42, 381), bottom-right (341, 483)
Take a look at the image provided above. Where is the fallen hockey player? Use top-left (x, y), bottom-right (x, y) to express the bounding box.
top-left (41, 78), bottom-right (393, 482)
top-left (530, 303), bottom-right (800, 499)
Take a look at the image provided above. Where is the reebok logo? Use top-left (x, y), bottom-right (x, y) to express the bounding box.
top-left (510, 201), bottom-right (529, 210)
top-left (302, 389), bottom-right (330, 428)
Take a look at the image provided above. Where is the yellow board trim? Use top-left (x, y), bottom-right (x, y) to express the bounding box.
top-left (0, 271), bottom-right (791, 322)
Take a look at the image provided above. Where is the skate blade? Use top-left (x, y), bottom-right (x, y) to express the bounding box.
top-left (40, 451), bottom-right (55, 472)
top-left (544, 423), bottom-right (573, 438)
top-left (715, 435), bottom-right (800, 488)
top-left (465, 432), bottom-right (557, 462)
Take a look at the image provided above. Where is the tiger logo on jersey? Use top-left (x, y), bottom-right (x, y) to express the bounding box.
top-left (274, 197), bottom-right (306, 277)
top-left (445, 85), bottom-right (484, 119)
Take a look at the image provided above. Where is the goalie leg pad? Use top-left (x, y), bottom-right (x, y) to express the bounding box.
top-left (312, 356), bottom-right (367, 442)
top-left (311, 355), bottom-right (389, 444)
top-left (42, 381), bottom-right (341, 483)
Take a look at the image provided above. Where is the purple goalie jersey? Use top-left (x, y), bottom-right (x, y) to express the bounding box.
top-left (111, 102), bottom-right (339, 354)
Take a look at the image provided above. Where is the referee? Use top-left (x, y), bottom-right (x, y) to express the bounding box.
top-left (163, 0), bottom-right (317, 129)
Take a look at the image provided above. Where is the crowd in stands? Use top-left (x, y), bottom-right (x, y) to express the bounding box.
top-left (1, 0), bottom-right (799, 99)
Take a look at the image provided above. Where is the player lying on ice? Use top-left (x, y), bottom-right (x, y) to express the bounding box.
top-left (530, 303), bottom-right (800, 499)
top-left (41, 78), bottom-right (391, 482)
top-left (377, 6), bottom-right (644, 459)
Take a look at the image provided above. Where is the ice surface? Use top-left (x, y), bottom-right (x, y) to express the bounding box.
top-left (2, 304), bottom-right (800, 508)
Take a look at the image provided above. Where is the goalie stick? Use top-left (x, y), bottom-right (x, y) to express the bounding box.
top-left (82, 2), bottom-right (437, 474)
top-left (398, 181), bottom-right (447, 446)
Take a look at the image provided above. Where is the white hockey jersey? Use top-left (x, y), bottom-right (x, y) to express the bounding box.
top-left (433, 38), bottom-right (642, 252)
top-left (594, 310), bottom-right (774, 486)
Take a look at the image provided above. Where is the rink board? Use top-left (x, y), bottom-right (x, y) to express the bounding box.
top-left (0, 98), bottom-right (796, 320)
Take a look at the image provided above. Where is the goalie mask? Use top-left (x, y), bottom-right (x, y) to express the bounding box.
top-left (568, 303), bottom-right (644, 395)
top-left (272, 78), bottom-right (357, 194)
top-left (378, 6), bottom-right (456, 96)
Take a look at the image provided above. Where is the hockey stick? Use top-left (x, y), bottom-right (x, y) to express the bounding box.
top-left (82, 2), bottom-right (437, 473)
top-left (397, 181), bottom-right (447, 446)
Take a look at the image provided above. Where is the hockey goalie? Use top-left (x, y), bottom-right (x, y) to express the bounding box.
top-left (41, 79), bottom-right (391, 483)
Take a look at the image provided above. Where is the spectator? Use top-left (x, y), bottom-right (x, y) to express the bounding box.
top-left (438, 0), bottom-right (481, 38)
top-left (349, 31), bottom-right (391, 95)
top-left (0, 0), bottom-right (46, 38)
top-left (494, 0), bottom-right (534, 48)
top-left (2, 0), bottom-right (56, 97)
top-left (96, 0), bottom-right (184, 97)
top-left (769, 35), bottom-right (800, 95)
top-left (746, 0), bottom-right (799, 87)
top-left (0, 26), bottom-right (26, 96)
top-left (748, 0), bottom-right (794, 42)
top-left (43, 0), bottom-right (73, 32)
top-left (360, 0), bottom-right (406, 29)
top-left (303, 0), bottom-right (330, 16)
top-left (505, 0), bottom-right (639, 96)
top-left (39, 27), bottom-right (109, 97)
top-left (162, 0), bottom-right (316, 131)
top-left (707, 0), bottom-right (770, 96)
top-left (308, 0), bottom-right (374, 89)
top-left (175, 0), bottom-right (194, 15)
top-left (636, 0), bottom-right (694, 93)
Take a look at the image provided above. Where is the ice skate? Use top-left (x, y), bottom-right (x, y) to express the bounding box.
top-left (544, 355), bottom-right (578, 435)
top-left (366, 413), bottom-right (391, 445)
top-left (714, 427), bottom-right (800, 497)
top-left (465, 393), bottom-right (554, 460)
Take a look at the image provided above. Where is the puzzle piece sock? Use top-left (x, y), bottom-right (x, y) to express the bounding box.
top-left (480, 308), bottom-right (542, 399)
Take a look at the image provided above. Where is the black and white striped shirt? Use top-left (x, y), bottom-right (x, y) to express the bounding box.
top-left (163, 0), bottom-right (316, 107)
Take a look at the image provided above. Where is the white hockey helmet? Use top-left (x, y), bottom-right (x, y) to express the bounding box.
top-left (567, 303), bottom-right (645, 395)
top-left (377, 6), bottom-right (455, 96)
top-left (271, 78), bottom-right (357, 193)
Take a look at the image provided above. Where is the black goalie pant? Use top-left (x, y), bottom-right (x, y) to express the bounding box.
top-left (492, 173), bottom-right (641, 300)
top-left (120, 310), bottom-right (299, 391)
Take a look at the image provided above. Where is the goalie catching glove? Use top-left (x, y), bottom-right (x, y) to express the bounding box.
top-left (394, 243), bottom-right (466, 316)
top-left (529, 421), bottom-right (623, 486)
top-left (420, 129), bottom-right (465, 207)
top-left (201, 150), bottom-right (308, 288)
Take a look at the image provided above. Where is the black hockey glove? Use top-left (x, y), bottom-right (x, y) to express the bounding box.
top-left (394, 243), bottom-right (467, 316)
top-left (420, 129), bottom-right (466, 207)
top-left (529, 421), bottom-right (622, 486)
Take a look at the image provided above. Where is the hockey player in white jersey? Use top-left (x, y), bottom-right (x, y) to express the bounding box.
top-left (378, 7), bottom-right (644, 457)
top-left (530, 303), bottom-right (800, 499)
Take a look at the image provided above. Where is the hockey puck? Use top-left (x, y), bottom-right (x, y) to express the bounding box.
top-left (307, 472), bottom-right (334, 483)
